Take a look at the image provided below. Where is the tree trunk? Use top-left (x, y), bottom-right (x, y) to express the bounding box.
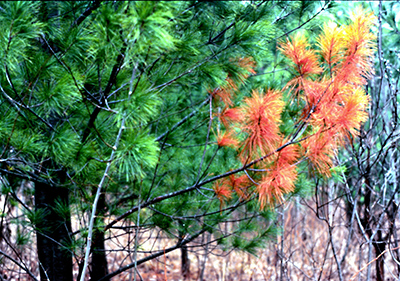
top-left (180, 240), bottom-right (190, 280)
top-left (90, 229), bottom-right (109, 281)
top-left (179, 225), bottom-right (190, 280)
top-left (361, 175), bottom-right (385, 281)
top-left (35, 181), bottom-right (73, 281)
top-left (90, 192), bottom-right (109, 281)
top-left (373, 230), bottom-right (385, 281)
top-left (374, 243), bottom-right (385, 281)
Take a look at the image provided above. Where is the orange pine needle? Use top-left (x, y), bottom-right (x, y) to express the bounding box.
top-left (317, 21), bottom-right (345, 70)
top-left (335, 87), bottom-right (369, 138)
top-left (279, 33), bottom-right (322, 78)
top-left (237, 57), bottom-right (257, 76)
top-left (228, 174), bottom-right (250, 201)
top-left (210, 57), bottom-right (257, 107)
top-left (240, 89), bottom-right (284, 161)
top-left (209, 86), bottom-right (234, 107)
top-left (302, 129), bottom-right (341, 176)
top-left (209, 7), bottom-right (375, 209)
top-left (213, 180), bottom-right (233, 211)
top-left (257, 163), bottom-right (297, 208)
top-left (216, 130), bottom-right (239, 148)
top-left (218, 107), bottom-right (242, 128)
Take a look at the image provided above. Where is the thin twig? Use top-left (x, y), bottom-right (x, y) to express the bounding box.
top-left (195, 97), bottom-right (213, 184)
top-left (0, 249), bottom-right (39, 281)
top-left (350, 245), bottom-right (400, 281)
top-left (274, 1), bottom-right (330, 40)
top-left (133, 178), bottom-right (143, 281)
top-left (79, 115), bottom-right (126, 281)
top-left (98, 228), bottom-right (208, 281)
top-left (156, 97), bottom-right (210, 142)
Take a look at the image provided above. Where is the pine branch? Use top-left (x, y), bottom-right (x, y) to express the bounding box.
top-left (156, 97), bottom-right (211, 142)
top-left (0, 167), bottom-right (53, 186)
top-left (206, 21), bottom-right (235, 45)
top-left (101, 197), bottom-right (261, 280)
top-left (81, 44), bottom-right (127, 143)
top-left (274, 1), bottom-right (330, 40)
top-left (70, 0), bottom-right (101, 29)
top-left (0, 83), bottom-right (56, 131)
top-left (103, 140), bottom-right (295, 231)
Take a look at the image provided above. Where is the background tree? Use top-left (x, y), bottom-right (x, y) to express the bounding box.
top-left (338, 2), bottom-right (400, 280)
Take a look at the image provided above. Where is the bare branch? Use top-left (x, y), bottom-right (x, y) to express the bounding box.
top-left (79, 115), bottom-right (126, 281)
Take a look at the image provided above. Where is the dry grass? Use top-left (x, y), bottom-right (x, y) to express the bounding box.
top-left (98, 199), bottom-right (399, 281)
top-left (2, 197), bottom-right (399, 280)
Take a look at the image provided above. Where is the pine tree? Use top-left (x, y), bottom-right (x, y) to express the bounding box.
top-left (0, 1), bottom-right (375, 280)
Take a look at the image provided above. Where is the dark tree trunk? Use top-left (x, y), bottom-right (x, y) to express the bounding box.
top-left (373, 230), bottom-right (385, 281)
top-left (35, 181), bottom-right (73, 281)
top-left (181, 244), bottom-right (190, 280)
top-left (374, 246), bottom-right (385, 281)
top-left (90, 192), bottom-right (109, 281)
top-left (179, 231), bottom-right (190, 280)
top-left (360, 175), bottom-right (385, 281)
top-left (90, 230), bottom-right (108, 281)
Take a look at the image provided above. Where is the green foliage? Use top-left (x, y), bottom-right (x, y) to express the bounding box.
top-left (0, 1), bottom-right (344, 277)
top-left (15, 228), bottom-right (30, 246)
top-left (0, 2), bottom-right (44, 71)
top-left (25, 208), bottom-right (49, 230)
top-left (52, 198), bottom-right (72, 222)
top-left (293, 173), bottom-right (314, 198)
top-left (115, 130), bottom-right (159, 181)
top-left (330, 165), bottom-right (347, 184)
top-left (45, 127), bottom-right (81, 166)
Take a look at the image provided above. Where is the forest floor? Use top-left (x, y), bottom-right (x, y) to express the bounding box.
top-left (1, 198), bottom-right (396, 280)
top-left (102, 199), bottom-right (396, 281)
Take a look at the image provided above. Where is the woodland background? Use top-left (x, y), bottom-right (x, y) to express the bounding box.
top-left (0, 1), bottom-right (399, 281)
